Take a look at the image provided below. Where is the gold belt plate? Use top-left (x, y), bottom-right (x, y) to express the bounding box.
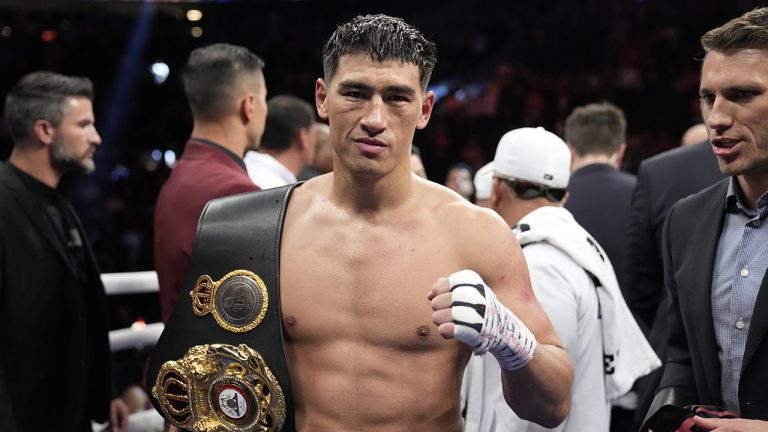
top-left (191, 270), bottom-right (269, 333)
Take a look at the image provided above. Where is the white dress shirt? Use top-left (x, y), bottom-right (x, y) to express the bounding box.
top-left (244, 150), bottom-right (297, 189)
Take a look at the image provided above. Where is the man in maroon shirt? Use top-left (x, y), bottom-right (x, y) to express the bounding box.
top-left (154, 43), bottom-right (266, 322)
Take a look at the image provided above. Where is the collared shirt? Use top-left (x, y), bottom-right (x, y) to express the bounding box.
top-left (244, 150), bottom-right (297, 189)
top-left (711, 177), bottom-right (768, 412)
top-left (190, 137), bottom-right (247, 171)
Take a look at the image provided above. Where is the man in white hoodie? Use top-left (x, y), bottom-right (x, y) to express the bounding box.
top-left (462, 127), bottom-right (658, 431)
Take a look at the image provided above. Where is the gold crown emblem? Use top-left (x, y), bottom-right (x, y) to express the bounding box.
top-left (152, 344), bottom-right (286, 431)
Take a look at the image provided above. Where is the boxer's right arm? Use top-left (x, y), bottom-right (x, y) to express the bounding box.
top-left (429, 272), bottom-right (572, 429)
top-left (431, 204), bottom-right (573, 428)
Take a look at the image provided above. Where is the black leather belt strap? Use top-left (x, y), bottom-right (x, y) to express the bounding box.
top-left (147, 183), bottom-right (300, 431)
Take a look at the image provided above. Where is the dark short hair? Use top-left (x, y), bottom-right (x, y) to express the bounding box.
top-left (4, 71), bottom-right (94, 145)
top-left (322, 14), bottom-right (437, 90)
top-left (260, 95), bottom-right (315, 152)
top-left (182, 43), bottom-right (265, 121)
top-left (701, 7), bottom-right (768, 53)
top-left (565, 102), bottom-right (626, 157)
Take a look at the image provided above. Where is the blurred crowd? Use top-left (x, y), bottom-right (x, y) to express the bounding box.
top-left (1, 1), bottom-right (758, 279)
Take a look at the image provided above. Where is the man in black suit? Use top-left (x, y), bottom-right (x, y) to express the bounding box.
top-left (564, 102), bottom-right (636, 291)
top-left (625, 139), bottom-right (723, 422)
top-left (0, 72), bottom-right (128, 431)
top-left (626, 141), bottom-right (723, 335)
top-left (648, 7), bottom-right (768, 429)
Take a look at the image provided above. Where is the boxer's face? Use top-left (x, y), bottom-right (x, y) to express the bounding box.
top-left (315, 54), bottom-right (434, 178)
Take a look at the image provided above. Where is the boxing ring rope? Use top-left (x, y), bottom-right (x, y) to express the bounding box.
top-left (102, 271), bottom-right (161, 296)
top-left (109, 322), bottom-right (165, 352)
top-left (103, 271), bottom-right (165, 351)
top-left (101, 270), bottom-right (165, 432)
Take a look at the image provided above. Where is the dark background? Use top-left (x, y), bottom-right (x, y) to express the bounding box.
top-left (0, 0), bottom-right (762, 283)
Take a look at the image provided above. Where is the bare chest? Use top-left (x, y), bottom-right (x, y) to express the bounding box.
top-left (279, 218), bottom-right (458, 348)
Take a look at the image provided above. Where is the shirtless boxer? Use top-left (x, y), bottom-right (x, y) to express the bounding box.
top-left (278, 14), bottom-right (573, 431)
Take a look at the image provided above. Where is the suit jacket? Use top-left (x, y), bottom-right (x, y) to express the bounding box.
top-left (154, 139), bottom-right (259, 322)
top-left (624, 141), bottom-right (723, 421)
top-left (0, 163), bottom-right (112, 432)
top-left (656, 179), bottom-right (768, 419)
top-left (564, 162), bottom-right (636, 290)
top-left (625, 141), bottom-right (723, 334)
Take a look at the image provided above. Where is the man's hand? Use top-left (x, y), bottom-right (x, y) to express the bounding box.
top-left (427, 277), bottom-right (455, 339)
top-left (109, 397), bottom-right (130, 432)
top-left (692, 416), bottom-right (768, 431)
top-left (428, 270), bottom-right (537, 371)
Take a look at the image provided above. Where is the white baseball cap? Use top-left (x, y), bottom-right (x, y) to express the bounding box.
top-left (492, 127), bottom-right (571, 189)
top-left (473, 162), bottom-right (495, 200)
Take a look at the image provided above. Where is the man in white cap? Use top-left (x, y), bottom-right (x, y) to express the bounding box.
top-left (462, 127), bottom-right (659, 432)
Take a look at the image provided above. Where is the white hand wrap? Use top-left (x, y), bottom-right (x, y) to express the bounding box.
top-left (450, 269), bottom-right (537, 371)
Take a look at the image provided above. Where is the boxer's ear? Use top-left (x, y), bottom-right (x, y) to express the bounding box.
top-left (316, 78), bottom-right (329, 120)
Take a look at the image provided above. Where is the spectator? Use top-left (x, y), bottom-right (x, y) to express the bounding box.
top-left (625, 136), bottom-right (722, 423)
top-left (445, 162), bottom-right (474, 200)
top-left (299, 123), bottom-right (333, 180)
top-left (245, 94), bottom-right (317, 188)
top-left (463, 127), bottom-right (658, 431)
top-left (473, 161), bottom-right (494, 208)
top-left (681, 123), bottom-right (709, 146)
top-left (0, 71), bottom-right (129, 432)
top-left (564, 102), bottom-right (636, 292)
top-left (154, 43), bottom-right (264, 322)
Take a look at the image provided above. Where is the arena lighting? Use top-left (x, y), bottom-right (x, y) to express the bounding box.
top-left (186, 9), bottom-right (203, 22)
top-left (190, 26), bottom-right (203, 38)
top-left (99, 1), bottom-right (155, 173)
top-left (454, 82), bottom-right (484, 103)
top-left (164, 149), bottom-right (177, 168)
top-left (131, 317), bottom-right (147, 330)
top-left (1, 26), bottom-right (12, 37)
top-left (428, 82), bottom-right (451, 104)
top-left (40, 29), bottom-right (57, 42)
top-left (150, 149), bottom-right (162, 161)
top-left (150, 61), bottom-right (170, 84)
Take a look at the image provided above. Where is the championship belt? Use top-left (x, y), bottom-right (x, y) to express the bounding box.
top-left (147, 184), bottom-right (300, 431)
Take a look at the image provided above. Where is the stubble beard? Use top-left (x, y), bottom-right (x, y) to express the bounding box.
top-left (718, 154), bottom-right (768, 180)
top-left (52, 140), bottom-right (96, 174)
